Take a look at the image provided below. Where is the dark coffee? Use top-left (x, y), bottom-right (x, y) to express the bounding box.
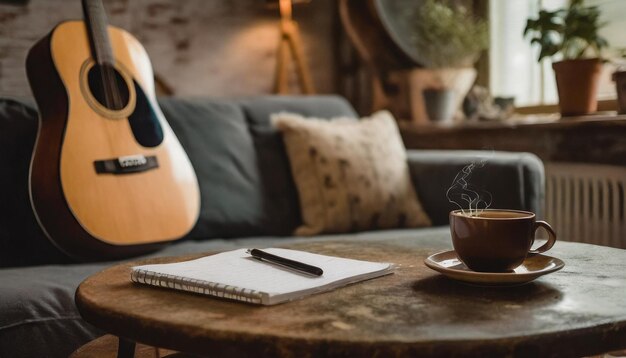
top-left (474, 211), bottom-right (531, 219)
top-left (449, 209), bottom-right (556, 272)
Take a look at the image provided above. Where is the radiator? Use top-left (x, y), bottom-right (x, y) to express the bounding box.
top-left (545, 162), bottom-right (626, 249)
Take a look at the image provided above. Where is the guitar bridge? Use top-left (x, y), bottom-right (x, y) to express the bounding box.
top-left (118, 155), bottom-right (147, 168)
top-left (94, 155), bottom-right (158, 175)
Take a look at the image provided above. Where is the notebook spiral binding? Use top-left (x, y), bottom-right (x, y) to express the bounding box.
top-left (131, 269), bottom-right (265, 304)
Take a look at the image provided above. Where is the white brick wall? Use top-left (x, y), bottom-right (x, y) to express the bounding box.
top-left (0, 0), bottom-right (337, 97)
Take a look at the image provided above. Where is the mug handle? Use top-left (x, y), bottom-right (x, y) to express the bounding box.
top-left (528, 221), bottom-right (557, 256)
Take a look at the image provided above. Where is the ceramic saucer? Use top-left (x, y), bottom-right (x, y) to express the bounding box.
top-left (424, 250), bottom-right (565, 286)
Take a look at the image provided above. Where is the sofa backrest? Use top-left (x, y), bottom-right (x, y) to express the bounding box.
top-left (0, 95), bottom-right (357, 267)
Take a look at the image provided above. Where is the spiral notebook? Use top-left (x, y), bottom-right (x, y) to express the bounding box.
top-left (130, 248), bottom-right (395, 305)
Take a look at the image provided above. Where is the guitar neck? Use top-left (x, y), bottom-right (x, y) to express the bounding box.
top-left (82, 0), bottom-right (115, 65)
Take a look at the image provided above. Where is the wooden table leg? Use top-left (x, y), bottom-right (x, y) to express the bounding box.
top-left (117, 337), bottom-right (136, 358)
top-left (71, 334), bottom-right (178, 357)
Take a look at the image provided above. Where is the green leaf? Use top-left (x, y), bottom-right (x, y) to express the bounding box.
top-left (524, 0), bottom-right (609, 62)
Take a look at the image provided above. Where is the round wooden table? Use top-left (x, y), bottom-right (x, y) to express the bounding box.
top-left (75, 236), bottom-right (626, 357)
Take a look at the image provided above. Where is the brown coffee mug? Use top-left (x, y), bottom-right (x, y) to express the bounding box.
top-left (449, 209), bottom-right (556, 272)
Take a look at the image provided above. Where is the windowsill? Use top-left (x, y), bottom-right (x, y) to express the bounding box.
top-left (399, 98), bottom-right (624, 134)
top-left (514, 99), bottom-right (618, 115)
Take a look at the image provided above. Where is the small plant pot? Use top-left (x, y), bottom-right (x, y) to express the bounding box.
top-left (552, 58), bottom-right (602, 116)
top-left (612, 71), bottom-right (626, 114)
top-left (423, 89), bottom-right (456, 122)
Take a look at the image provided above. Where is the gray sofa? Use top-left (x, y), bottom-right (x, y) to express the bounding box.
top-left (0, 96), bottom-right (544, 357)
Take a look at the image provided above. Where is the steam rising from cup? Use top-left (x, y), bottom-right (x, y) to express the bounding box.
top-left (446, 156), bottom-right (492, 217)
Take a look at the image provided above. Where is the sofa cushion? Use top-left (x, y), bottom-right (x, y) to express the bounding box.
top-left (406, 150), bottom-right (545, 226)
top-left (273, 110), bottom-right (431, 235)
top-left (0, 264), bottom-right (104, 358)
top-left (0, 98), bottom-right (69, 267)
top-left (159, 98), bottom-right (268, 239)
top-left (241, 95), bottom-right (358, 124)
top-left (239, 96), bottom-right (359, 235)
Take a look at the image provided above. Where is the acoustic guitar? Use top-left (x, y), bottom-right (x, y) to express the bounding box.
top-left (26, 0), bottom-right (200, 260)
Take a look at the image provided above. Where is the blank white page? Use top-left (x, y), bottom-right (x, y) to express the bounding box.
top-left (132, 248), bottom-right (395, 305)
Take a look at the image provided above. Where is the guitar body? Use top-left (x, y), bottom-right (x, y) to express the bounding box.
top-left (27, 20), bottom-right (200, 260)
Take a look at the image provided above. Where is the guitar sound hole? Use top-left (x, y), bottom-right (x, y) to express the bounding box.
top-left (87, 64), bottom-right (130, 111)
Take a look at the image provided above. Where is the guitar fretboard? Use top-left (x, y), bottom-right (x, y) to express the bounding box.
top-left (82, 0), bottom-right (115, 65)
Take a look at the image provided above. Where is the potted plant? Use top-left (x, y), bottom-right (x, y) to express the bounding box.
top-left (409, 0), bottom-right (488, 122)
top-left (524, 0), bottom-right (609, 116)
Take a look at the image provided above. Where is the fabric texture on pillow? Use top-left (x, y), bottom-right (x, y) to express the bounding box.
top-left (272, 110), bottom-right (431, 236)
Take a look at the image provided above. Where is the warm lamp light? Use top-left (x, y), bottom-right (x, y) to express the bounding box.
top-left (267, 0), bottom-right (316, 94)
top-left (279, 0), bottom-right (292, 19)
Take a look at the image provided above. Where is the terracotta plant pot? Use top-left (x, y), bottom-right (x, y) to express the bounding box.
top-left (552, 58), bottom-right (602, 116)
top-left (612, 71), bottom-right (626, 114)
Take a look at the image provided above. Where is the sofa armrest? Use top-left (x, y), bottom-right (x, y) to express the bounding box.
top-left (407, 150), bottom-right (545, 226)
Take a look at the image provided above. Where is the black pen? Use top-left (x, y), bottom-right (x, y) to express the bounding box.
top-left (246, 249), bottom-right (324, 277)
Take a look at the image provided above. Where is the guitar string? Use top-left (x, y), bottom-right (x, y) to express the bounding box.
top-left (105, 64), bottom-right (122, 110)
top-left (87, 0), bottom-right (122, 111)
top-left (86, 0), bottom-right (127, 165)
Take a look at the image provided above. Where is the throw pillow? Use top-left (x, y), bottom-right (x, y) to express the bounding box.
top-left (272, 110), bottom-right (431, 236)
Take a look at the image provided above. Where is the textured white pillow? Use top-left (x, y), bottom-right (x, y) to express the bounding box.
top-left (272, 110), bottom-right (431, 236)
